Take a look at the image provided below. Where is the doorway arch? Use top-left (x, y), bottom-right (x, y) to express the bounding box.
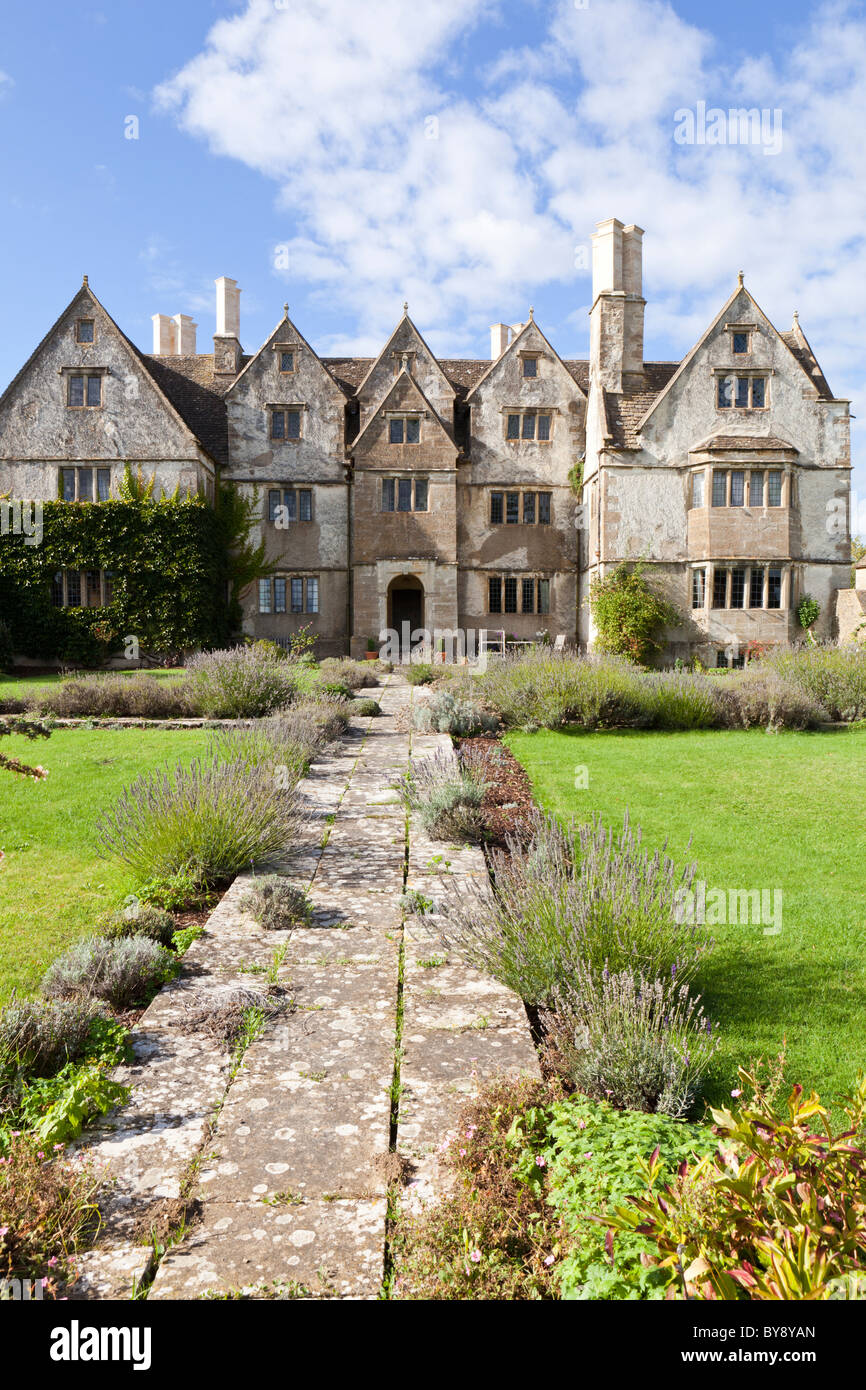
top-left (387, 574), bottom-right (424, 652)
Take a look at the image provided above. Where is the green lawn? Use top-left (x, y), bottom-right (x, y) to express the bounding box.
top-left (0, 669), bottom-right (188, 703)
top-left (507, 726), bottom-right (866, 1111)
top-left (0, 726), bottom-right (209, 1001)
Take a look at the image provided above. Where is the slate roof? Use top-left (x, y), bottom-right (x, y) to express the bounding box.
top-left (142, 354), bottom-right (231, 464)
top-left (601, 364), bottom-right (681, 449)
top-left (780, 330), bottom-right (833, 400)
top-left (689, 433), bottom-right (800, 454)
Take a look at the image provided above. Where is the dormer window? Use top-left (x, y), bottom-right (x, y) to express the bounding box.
top-left (279, 350), bottom-right (295, 374)
top-left (76, 319), bottom-right (95, 344)
top-left (522, 355), bottom-right (539, 378)
top-left (269, 407), bottom-right (302, 440)
top-left (389, 415), bottom-right (420, 443)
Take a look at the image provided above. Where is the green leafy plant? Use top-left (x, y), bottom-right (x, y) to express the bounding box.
top-left (97, 902), bottom-right (176, 948)
top-left (21, 1064), bottom-right (130, 1147)
top-left (598, 1065), bottom-right (866, 1300)
top-left (589, 562), bottom-right (681, 666)
top-left (171, 924), bottom-right (205, 957)
top-left (405, 662), bottom-right (434, 686)
top-left (797, 594), bottom-right (820, 631)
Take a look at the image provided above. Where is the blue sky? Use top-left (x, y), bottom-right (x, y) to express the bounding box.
top-left (2, 0), bottom-right (864, 516)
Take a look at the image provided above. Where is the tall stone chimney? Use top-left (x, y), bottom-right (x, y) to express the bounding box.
top-left (173, 313), bottom-right (197, 355)
top-left (589, 218), bottom-right (645, 393)
top-left (490, 323), bottom-right (511, 359)
top-left (213, 276), bottom-right (242, 377)
top-left (152, 313), bottom-right (177, 355)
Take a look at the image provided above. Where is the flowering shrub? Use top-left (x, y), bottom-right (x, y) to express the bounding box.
top-left (0, 1133), bottom-right (102, 1291)
top-left (26, 674), bottom-right (195, 719)
top-left (186, 647), bottom-right (296, 718)
top-left (96, 756), bottom-right (299, 884)
top-left (441, 810), bottom-right (709, 1007)
top-left (545, 965), bottom-right (719, 1118)
top-left (764, 643), bottom-right (866, 721)
top-left (598, 1066), bottom-right (866, 1299)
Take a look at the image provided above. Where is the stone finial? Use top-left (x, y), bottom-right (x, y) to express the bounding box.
top-left (737, 270), bottom-right (744, 289)
top-left (283, 302), bottom-right (289, 318)
top-left (402, 301), bottom-right (409, 317)
top-left (792, 309), bottom-right (799, 326)
top-left (529, 305), bottom-right (535, 320)
top-left (82, 274), bottom-right (89, 287)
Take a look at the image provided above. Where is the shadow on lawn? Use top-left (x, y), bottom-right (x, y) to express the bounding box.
top-left (697, 946), bottom-right (866, 1107)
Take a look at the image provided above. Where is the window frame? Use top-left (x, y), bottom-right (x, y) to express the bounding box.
top-left (503, 409), bottom-right (553, 442)
top-left (381, 477), bottom-right (429, 512)
top-left (75, 318), bottom-right (95, 345)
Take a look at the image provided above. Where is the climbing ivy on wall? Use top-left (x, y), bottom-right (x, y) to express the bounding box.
top-left (0, 494), bottom-right (237, 664)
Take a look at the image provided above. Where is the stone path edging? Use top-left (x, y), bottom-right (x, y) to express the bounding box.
top-left (70, 675), bottom-right (538, 1301)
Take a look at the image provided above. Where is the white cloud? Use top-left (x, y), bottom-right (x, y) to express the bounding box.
top-left (156, 0), bottom-right (866, 490)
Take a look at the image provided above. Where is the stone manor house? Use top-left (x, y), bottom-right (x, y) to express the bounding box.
top-left (0, 217), bottom-right (852, 663)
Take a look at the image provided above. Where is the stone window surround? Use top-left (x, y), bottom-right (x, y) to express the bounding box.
top-left (502, 407), bottom-right (556, 442)
top-left (724, 320), bottom-right (757, 355)
top-left (75, 317), bottom-right (96, 345)
top-left (713, 366), bottom-right (772, 411)
top-left (50, 567), bottom-right (114, 609)
top-left (60, 364), bottom-right (109, 408)
top-left (272, 342), bottom-right (299, 374)
top-left (487, 572), bottom-right (552, 616)
top-left (267, 486), bottom-right (313, 524)
top-left (267, 402), bottom-right (307, 440)
top-left (690, 561), bottom-right (790, 611)
top-left (58, 465), bottom-right (112, 502)
top-left (258, 573), bottom-right (319, 615)
top-left (381, 475), bottom-right (428, 512)
top-left (689, 464), bottom-right (790, 510)
top-left (518, 350), bottom-right (541, 378)
top-left (489, 488), bottom-right (552, 525)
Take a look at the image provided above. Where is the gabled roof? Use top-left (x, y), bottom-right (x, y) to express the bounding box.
top-left (636, 282), bottom-right (837, 442)
top-left (226, 310), bottom-right (348, 399)
top-left (466, 317), bottom-right (587, 401)
top-left (602, 364), bottom-right (680, 449)
top-left (355, 310), bottom-right (455, 403)
top-left (348, 369), bottom-right (456, 453)
top-left (0, 280), bottom-right (227, 466)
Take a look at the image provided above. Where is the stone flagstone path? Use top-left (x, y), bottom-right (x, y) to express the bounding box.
top-left (71, 674), bottom-right (538, 1300)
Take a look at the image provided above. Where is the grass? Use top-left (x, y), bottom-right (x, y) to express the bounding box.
top-left (0, 727), bottom-right (209, 1002)
top-left (507, 725), bottom-right (866, 1112)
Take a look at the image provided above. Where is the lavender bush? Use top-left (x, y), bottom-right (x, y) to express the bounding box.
top-left (763, 643), bottom-right (866, 721)
top-left (544, 965), bottom-right (719, 1118)
top-left (717, 665), bottom-right (827, 730)
top-left (441, 810), bottom-right (710, 1006)
top-left (239, 874), bottom-right (312, 931)
top-left (26, 674), bottom-right (195, 719)
top-left (186, 647), bottom-right (296, 719)
top-left (41, 936), bottom-right (177, 1011)
top-left (0, 997), bottom-right (98, 1079)
top-left (96, 755), bottom-right (299, 883)
top-left (412, 690), bottom-right (499, 737)
top-left (397, 749), bottom-right (488, 841)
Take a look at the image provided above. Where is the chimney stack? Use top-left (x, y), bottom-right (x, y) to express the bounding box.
top-left (173, 313), bottom-right (197, 355)
top-left (213, 276), bottom-right (242, 376)
top-left (490, 323), bottom-right (511, 359)
top-left (152, 313), bottom-right (177, 355)
top-left (589, 218), bottom-right (645, 392)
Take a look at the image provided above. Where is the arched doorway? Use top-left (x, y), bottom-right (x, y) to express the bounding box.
top-left (387, 574), bottom-right (424, 653)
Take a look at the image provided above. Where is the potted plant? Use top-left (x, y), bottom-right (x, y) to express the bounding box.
top-left (364, 636), bottom-right (379, 661)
